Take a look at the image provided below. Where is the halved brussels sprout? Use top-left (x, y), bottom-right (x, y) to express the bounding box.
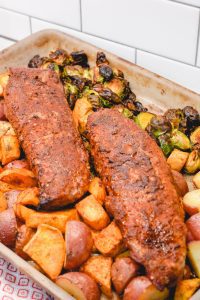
top-left (135, 112), bottom-right (155, 130)
top-left (49, 49), bottom-right (69, 65)
top-left (183, 106), bottom-right (200, 128)
top-left (122, 108), bottom-right (133, 119)
top-left (93, 67), bottom-right (104, 84)
top-left (63, 65), bottom-right (84, 78)
top-left (104, 78), bottom-right (129, 100)
top-left (99, 64), bottom-right (113, 81)
top-left (171, 130), bottom-right (191, 150)
top-left (147, 116), bottom-right (172, 138)
top-left (185, 150), bottom-right (200, 174)
top-left (158, 134), bottom-right (173, 157)
top-left (41, 62), bottom-right (60, 74)
top-left (96, 52), bottom-right (109, 66)
top-left (190, 127), bottom-right (200, 145)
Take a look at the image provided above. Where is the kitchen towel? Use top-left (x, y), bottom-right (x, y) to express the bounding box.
top-left (0, 256), bottom-right (54, 300)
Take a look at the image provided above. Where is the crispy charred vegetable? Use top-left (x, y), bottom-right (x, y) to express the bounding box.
top-left (28, 55), bottom-right (44, 68)
top-left (49, 49), bottom-right (70, 65)
top-left (96, 52), bottom-right (109, 66)
top-left (191, 127), bottom-right (200, 145)
top-left (185, 150), bottom-right (200, 174)
top-left (170, 130), bottom-right (191, 151)
top-left (147, 116), bottom-right (172, 138)
top-left (104, 78), bottom-right (130, 100)
top-left (158, 134), bottom-right (174, 157)
top-left (164, 109), bottom-right (184, 129)
top-left (41, 62), bottom-right (60, 74)
top-left (71, 50), bottom-right (89, 67)
top-left (183, 106), bottom-right (200, 129)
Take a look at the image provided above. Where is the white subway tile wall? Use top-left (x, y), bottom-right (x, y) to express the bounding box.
top-left (0, 0), bottom-right (199, 94)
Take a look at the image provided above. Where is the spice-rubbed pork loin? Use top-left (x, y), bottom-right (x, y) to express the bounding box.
top-left (87, 108), bottom-right (186, 290)
top-left (4, 68), bottom-right (90, 209)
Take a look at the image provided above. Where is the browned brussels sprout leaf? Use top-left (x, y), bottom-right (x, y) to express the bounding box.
top-left (190, 127), bottom-right (200, 145)
top-left (99, 65), bottom-right (113, 81)
top-left (164, 109), bottom-right (184, 129)
top-left (183, 106), bottom-right (200, 128)
top-left (104, 78), bottom-right (130, 100)
top-left (62, 65), bottom-right (84, 78)
top-left (49, 49), bottom-right (70, 65)
top-left (96, 52), bottom-right (109, 66)
top-left (28, 55), bottom-right (44, 68)
top-left (71, 50), bottom-right (89, 68)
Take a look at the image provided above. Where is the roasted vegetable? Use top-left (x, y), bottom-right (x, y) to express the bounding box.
top-left (190, 127), bottom-right (200, 145)
top-left (96, 52), bottom-right (109, 66)
top-left (193, 171), bottom-right (200, 188)
top-left (89, 177), bottom-right (106, 205)
top-left (49, 48), bottom-right (69, 65)
top-left (0, 208), bottom-right (17, 247)
top-left (41, 61), bottom-right (60, 74)
top-left (28, 55), bottom-right (44, 68)
top-left (147, 115), bottom-right (172, 138)
top-left (167, 149), bottom-right (189, 172)
top-left (23, 224), bottom-right (65, 280)
top-left (1, 135), bottom-right (21, 165)
top-left (183, 106), bottom-right (200, 129)
top-left (188, 241), bottom-right (200, 278)
top-left (158, 134), bottom-right (173, 157)
top-left (0, 168), bottom-right (37, 188)
top-left (71, 50), bottom-right (89, 68)
top-left (184, 150), bottom-right (200, 174)
top-left (136, 112), bottom-right (155, 130)
top-left (99, 64), bottom-right (113, 81)
top-left (104, 78), bottom-right (129, 100)
top-left (73, 97), bottom-right (93, 133)
top-left (174, 278), bottom-right (200, 300)
top-left (164, 108), bottom-right (184, 129)
top-left (122, 108), bottom-right (134, 119)
top-left (170, 130), bottom-right (191, 150)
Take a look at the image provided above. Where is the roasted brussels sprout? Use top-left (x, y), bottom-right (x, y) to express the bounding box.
top-left (99, 65), bottom-right (113, 81)
top-left (96, 52), bottom-right (109, 66)
top-left (121, 108), bottom-right (134, 119)
top-left (28, 55), bottom-right (44, 68)
top-left (41, 62), bottom-right (60, 74)
top-left (184, 150), bottom-right (200, 174)
top-left (147, 116), bottom-right (172, 138)
top-left (93, 84), bottom-right (121, 104)
top-left (64, 83), bottom-right (79, 109)
top-left (170, 130), bottom-right (191, 150)
top-left (73, 97), bottom-right (93, 133)
top-left (49, 49), bottom-right (70, 65)
top-left (93, 67), bottom-right (104, 84)
top-left (183, 106), bottom-right (200, 128)
top-left (113, 68), bottom-right (124, 78)
top-left (164, 109), bottom-right (184, 129)
top-left (135, 112), bottom-right (155, 130)
top-left (104, 78), bottom-right (130, 100)
top-left (190, 127), bottom-right (200, 145)
top-left (71, 51), bottom-right (89, 68)
top-left (158, 134), bottom-right (174, 157)
top-left (63, 65), bottom-right (84, 78)
top-left (87, 94), bottom-right (101, 110)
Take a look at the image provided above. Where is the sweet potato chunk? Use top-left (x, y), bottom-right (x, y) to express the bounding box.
top-left (167, 149), bottom-right (189, 172)
top-left (0, 168), bottom-right (37, 188)
top-left (81, 255), bottom-right (112, 297)
top-left (14, 204), bottom-right (35, 221)
top-left (0, 121), bottom-right (15, 138)
top-left (17, 187), bottom-right (39, 207)
top-left (76, 195), bottom-right (110, 230)
top-left (25, 209), bottom-right (79, 233)
top-left (0, 180), bottom-right (24, 192)
top-left (1, 135), bottom-right (20, 165)
top-left (174, 278), bottom-right (200, 300)
top-left (15, 224), bottom-right (35, 260)
top-left (94, 221), bottom-right (123, 256)
top-left (23, 224), bottom-right (65, 280)
top-left (89, 177), bottom-right (106, 204)
top-left (0, 190), bottom-right (7, 212)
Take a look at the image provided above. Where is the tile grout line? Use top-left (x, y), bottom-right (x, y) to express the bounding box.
top-left (79, 0), bottom-right (82, 31)
top-left (195, 10), bottom-right (200, 65)
top-left (0, 6), bottom-right (200, 70)
top-left (29, 16), bottom-right (32, 34)
top-left (167, 0), bottom-right (200, 9)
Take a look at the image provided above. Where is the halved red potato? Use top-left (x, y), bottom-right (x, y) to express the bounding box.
top-left (186, 213), bottom-right (200, 241)
top-left (111, 257), bottom-right (140, 294)
top-left (123, 276), bottom-right (169, 300)
top-left (56, 272), bottom-right (100, 300)
top-left (64, 221), bottom-right (93, 269)
top-left (0, 208), bottom-right (17, 247)
top-left (183, 190), bottom-right (200, 216)
top-left (15, 224), bottom-right (35, 260)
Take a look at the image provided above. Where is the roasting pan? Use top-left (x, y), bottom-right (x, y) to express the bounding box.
top-left (0, 29), bottom-right (200, 300)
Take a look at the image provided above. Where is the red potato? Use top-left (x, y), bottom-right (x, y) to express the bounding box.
top-left (111, 257), bottom-right (140, 294)
top-left (187, 229), bottom-right (195, 243)
top-left (15, 224), bottom-right (35, 260)
top-left (4, 159), bottom-right (30, 170)
top-left (186, 213), bottom-right (200, 241)
top-left (64, 221), bottom-right (93, 270)
top-left (56, 272), bottom-right (100, 300)
top-left (0, 208), bottom-right (17, 247)
top-left (171, 170), bottom-right (189, 197)
top-left (123, 276), bottom-right (169, 300)
top-left (4, 190), bottom-right (21, 208)
top-left (100, 292), bottom-right (120, 300)
top-left (188, 241), bottom-right (200, 278)
top-left (183, 190), bottom-right (200, 216)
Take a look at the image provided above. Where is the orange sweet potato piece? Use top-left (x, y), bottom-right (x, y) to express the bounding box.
top-left (17, 187), bottom-right (39, 207)
top-left (89, 177), bottom-right (106, 204)
top-left (23, 224), bottom-right (65, 280)
top-left (15, 224), bottom-right (35, 260)
top-left (1, 135), bottom-right (20, 165)
top-left (76, 195), bottom-right (110, 230)
top-left (0, 168), bottom-right (37, 188)
top-left (14, 204), bottom-right (35, 221)
top-left (0, 180), bottom-right (24, 192)
top-left (81, 255), bottom-right (112, 297)
top-left (0, 190), bottom-right (7, 212)
top-left (94, 221), bottom-right (123, 257)
top-left (25, 209), bottom-right (79, 233)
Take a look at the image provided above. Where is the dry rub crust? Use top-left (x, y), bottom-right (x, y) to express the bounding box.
top-left (87, 109), bottom-right (186, 290)
top-left (4, 68), bottom-right (90, 209)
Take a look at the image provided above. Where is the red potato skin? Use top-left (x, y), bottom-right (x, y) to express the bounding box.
top-left (123, 276), bottom-right (152, 300)
top-left (64, 221), bottom-right (93, 270)
top-left (0, 208), bottom-right (17, 247)
top-left (57, 272), bottom-right (100, 300)
top-left (4, 190), bottom-right (21, 209)
top-left (111, 257), bottom-right (140, 294)
top-left (186, 213), bottom-right (200, 241)
top-left (171, 170), bottom-right (189, 197)
top-left (4, 159), bottom-right (30, 170)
